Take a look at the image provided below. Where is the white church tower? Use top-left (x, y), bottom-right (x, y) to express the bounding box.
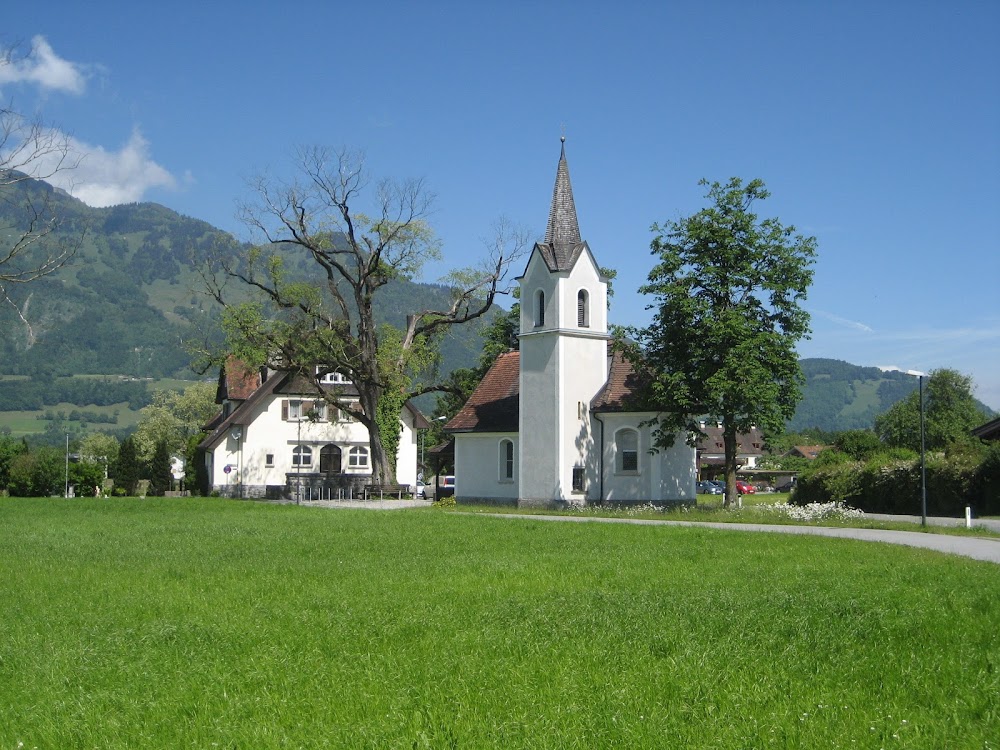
top-left (517, 138), bottom-right (610, 505)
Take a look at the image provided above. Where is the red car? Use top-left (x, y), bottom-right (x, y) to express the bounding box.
top-left (735, 480), bottom-right (756, 495)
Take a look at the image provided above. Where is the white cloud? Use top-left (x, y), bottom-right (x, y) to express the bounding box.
top-left (0, 36), bottom-right (87, 94)
top-left (32, 127), bottom-right (178, 206)
top-left (812, 309), bottom-right (874, 333)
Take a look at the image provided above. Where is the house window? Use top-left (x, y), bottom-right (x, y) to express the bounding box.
top-left (320, 445), bottom-right (342, 474)
top-left (616, 429), bottom-right (639, 473)
top-left (283, 399), bottom-right (327, 421)
top-left (348, 446), bottom-right (369, 469)
top-left (535, 290), bottom-right (545, 327)
top-left (577, 290), bottom-right (589, 327)
top-left (265, 453), bottom-right (274, 468)
top-left (499, 439), bottom-right (514, 481)
top-left (572, 467), bottom-right (585, 492)
top-left (292, 445), bottom-right (312, 467)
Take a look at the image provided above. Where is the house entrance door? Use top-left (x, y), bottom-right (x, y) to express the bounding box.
top-left (319, 444), bottom-right (342, 474)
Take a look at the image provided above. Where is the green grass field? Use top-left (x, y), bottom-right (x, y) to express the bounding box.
top-left (0, 402), bottom-right (141, 437)
top-left (2, 497), bottom-right (997, 748)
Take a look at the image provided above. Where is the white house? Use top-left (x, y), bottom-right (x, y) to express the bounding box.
top-left (199, 361), bottom-right (428, 499)
top-left (445, 139), bottom-right (697, 507)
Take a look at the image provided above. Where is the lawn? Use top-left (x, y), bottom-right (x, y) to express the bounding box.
top-left (1, 497), bottom-right (997, 748)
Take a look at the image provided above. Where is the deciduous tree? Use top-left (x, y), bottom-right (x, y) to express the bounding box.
top-left (1, 48), bottom-right (82, 332)
top-left (622, 178), bottom-right (817, 508)
top-left (874, 369), bottom-right (990, 452)
top-left (202, 147), bottom-right (528, 482)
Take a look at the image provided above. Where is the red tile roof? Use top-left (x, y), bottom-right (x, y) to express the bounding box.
top-left (590, 346), bottom-right (644, 412)
top-left (445, 352), bottom-right (520, 432)
top-left (217, 357), bottom-right (262, 402)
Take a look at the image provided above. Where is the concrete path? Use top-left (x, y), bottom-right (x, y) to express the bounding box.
top-left (483, 513), bottom-right (1000, 565)
top-left (285, 498), bottom-right (1000, 564)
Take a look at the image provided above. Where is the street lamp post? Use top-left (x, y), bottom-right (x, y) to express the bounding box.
top-left (906, 370), bottom-right (928, 527)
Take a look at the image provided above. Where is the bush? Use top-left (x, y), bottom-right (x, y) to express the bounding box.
top-left (972, 443), bottom-right (1000, 515)
top-left (795, 442), bottom-right (994, 517)
top-left (8, 447), bottom-right (64, 496)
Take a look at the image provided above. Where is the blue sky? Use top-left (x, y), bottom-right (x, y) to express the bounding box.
top-left (4, 1), bottom-right (999, 410)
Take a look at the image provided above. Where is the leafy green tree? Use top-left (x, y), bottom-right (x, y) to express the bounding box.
top-left (70, 460), bottom-right (106, 496)
top-left (622, 178), bottom-right (817, 508)
top-left (833, 430), bottom-right (884, 460)
top-left (133, 382), bottom-right (217, 461)
top-left (0, 436), bottom-right (28, 492)
top-left (79, 432), bottom-right (120, 471)
top-left (874, 369), bottom-right (991, 452)
top-left (8, 446), bottom-right (64, 497)
top-left (202, 147), bottom-right (528, 482)
top-left (112, 436), bottom-right (141, 496)
top-left (148, 439), bottom-right (173, 496)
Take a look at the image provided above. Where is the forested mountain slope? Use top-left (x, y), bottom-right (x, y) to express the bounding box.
top-left (789, 358), bottom-right (994, 432)
top-left (0, 177), bottom-right (490, 380)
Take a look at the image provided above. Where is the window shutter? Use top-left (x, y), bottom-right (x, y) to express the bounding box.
top-left (281, 400), bottom-right (288, 421)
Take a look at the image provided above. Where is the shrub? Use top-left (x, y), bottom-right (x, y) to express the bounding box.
top-left (972, 442), bottom-right (1000, 515)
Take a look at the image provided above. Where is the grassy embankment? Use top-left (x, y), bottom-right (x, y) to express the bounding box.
top-left (2, 497), bottom-right (997, 748)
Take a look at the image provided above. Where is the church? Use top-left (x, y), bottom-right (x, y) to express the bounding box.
top-left (445, 140), bottom-right (697, 507)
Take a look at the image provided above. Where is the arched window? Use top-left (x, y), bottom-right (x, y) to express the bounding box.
top-left (319, 444), bottom-right (342, 474)
top-left (535, 290), bottom-right (545, 327)
top-left (499, 439), bottom-right (514, 481)
top-left (348, 446), bottom-right (369, 469)
top-left (615, 429), bottom-right (639, 473)
top-left (577, 289), bottom-right (589, 327)
top-left (292, 445), bottom-right (313, 467)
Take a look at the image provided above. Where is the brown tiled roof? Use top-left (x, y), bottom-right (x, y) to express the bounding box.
top-left (590, 346), bottom-right (644, 412)
top-left (216, 357), bottom-right (262, 403)
top-left (696, 425), bottom-right (766, 455)
top-left (445, 352), bottom-right (520, 432)
top-left (787, 444), bottom-right (829, 460)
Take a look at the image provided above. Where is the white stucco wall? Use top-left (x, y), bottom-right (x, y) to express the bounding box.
top-left (598, 413), bottom-right (696, 503)
top-left (207, 393), bottom-right (418, 491)
top-left (517, 248), bottom-right (610, 505)
top-left (454, 432), bottom-right (519, 503)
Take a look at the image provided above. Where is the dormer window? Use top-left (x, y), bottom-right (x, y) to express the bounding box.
top-left (577, 290), bottom-right (589, 327)
top-left (316, 367), bottom-right (352, 385)
top-left (535, 290), bottom-right (545, 327)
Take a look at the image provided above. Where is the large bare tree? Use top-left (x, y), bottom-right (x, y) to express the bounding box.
top-left (1, 49), bottom-right (82, 337)
top-left (203, 146), bottom-right (528, 482)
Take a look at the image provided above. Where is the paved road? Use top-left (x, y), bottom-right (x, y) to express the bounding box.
top-left (486, 513), bottom-right (1000, 565)
top-left (294, 499), bottom-right (1000, 565)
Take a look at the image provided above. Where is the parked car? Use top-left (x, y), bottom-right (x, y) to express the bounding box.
top-left (735, 480), bottom-right (756, 495)
top-left (414, 480), bottom-right (429, 498)
top-left (696, 480), bottom-right (723, 495)
top-left (437, 475), bottom-right (456, 498)
top-left (775, 478), bottom-right (797, 493)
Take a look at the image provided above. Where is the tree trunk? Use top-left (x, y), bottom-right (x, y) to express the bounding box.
top-left (357, 388), bottom-right (394, 484)
top-left (722, 419), bottom-right (739, 509)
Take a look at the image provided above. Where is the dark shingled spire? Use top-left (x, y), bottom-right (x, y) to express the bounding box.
top-left (543, 136), bottom-right (582, 246)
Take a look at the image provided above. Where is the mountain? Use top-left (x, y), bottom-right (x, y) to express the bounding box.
top-left (0, 177), bottom-right (490, 380)
top-left (2, 178), bottom-right (992, 434)
top-left (788, 358), bottom-right (995, 432)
